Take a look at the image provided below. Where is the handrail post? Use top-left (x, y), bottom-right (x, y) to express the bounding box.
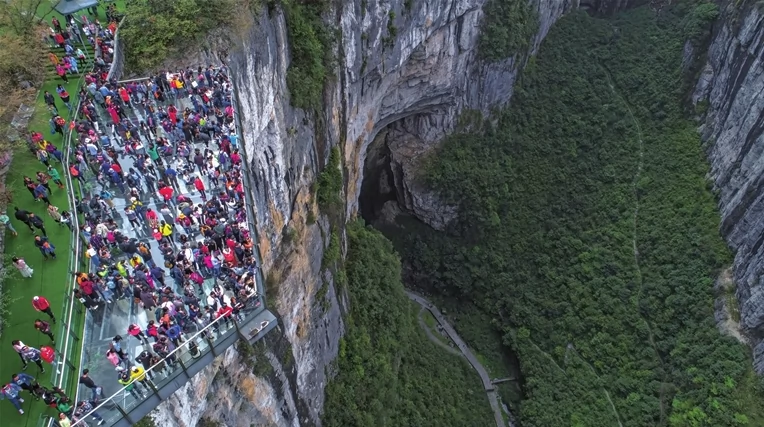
top-left (144, 379), bottom-right (160, 396)
top-left (176, 358), bottom-right (191, 380)
top-left (113, 402), bottom-right (133, 424)
top-left (204, 331), bottom-right (216, 356)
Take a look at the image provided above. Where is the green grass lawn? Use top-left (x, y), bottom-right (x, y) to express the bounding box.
top-left (0, 2), bottom-right (123, 425)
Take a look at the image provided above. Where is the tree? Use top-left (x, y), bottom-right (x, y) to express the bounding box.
top-left (0, 0), bottom-right (54, 37)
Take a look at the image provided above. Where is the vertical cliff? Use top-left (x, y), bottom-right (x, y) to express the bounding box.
top-left (151, 0), bottom-right (581, 425)
top-left (693, 2), bottom-right (764, 372)
top-left (341, 0), bottom-right (578, 227)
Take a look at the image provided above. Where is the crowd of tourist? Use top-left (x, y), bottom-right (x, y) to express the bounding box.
top-left (2, 7), bottom-right (265, 426)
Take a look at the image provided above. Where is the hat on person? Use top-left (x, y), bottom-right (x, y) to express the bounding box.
top-left (33, 296), bottom-right (39, 301)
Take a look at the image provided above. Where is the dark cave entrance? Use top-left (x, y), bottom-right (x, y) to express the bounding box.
top-left (359, 127), bottom-right (399, 225)
top-left (357, 117), bottom-right (526, 409)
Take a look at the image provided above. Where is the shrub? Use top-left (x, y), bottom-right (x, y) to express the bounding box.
top-left (283, 0), bottom-right (331, 110)
top-left (478, 0), bottom-right (538, 62)
top-left (316, 147), bottom-right (343, 211)
top-left (121, 0), bottom-right (240, 72)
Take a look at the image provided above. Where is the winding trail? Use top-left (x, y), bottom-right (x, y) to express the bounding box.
top-left (605, 69), bottom-right (667, 423)
top-left (406, 291), bottom-right (510, 427)
top-left (566, 344), bottom-right (624, 427)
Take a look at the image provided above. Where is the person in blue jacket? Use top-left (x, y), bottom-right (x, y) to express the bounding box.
top-left (0, 382), bottom-right (25, 414)
top-left (11, 373), bottom-right (35, 395)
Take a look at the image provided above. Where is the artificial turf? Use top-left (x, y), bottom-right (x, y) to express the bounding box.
top-left (0, 3), bottom-right (123, 425)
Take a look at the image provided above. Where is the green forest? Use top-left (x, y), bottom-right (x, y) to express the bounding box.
top-left (380, 4), bottom-right (764, 427)
top-left (322, 222), bottom-right (494, 427)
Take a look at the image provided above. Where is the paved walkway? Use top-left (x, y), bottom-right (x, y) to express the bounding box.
top-left (415, 307), bottom-right (462, 357)
top-left (406, 291), bottom-right (511, 427)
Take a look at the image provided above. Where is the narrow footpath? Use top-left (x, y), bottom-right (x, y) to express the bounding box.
top-left (406, 291), bottom-right (511, 427)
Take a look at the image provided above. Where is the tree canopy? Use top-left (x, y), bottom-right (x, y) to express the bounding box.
top-left (383, 4), bottom-right (764, 426)
top-left (323, 221), bottom-right (494, 427)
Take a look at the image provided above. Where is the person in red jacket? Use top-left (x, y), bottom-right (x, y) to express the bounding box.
top-left (167, 105), bottom-right (177, 126)
top-left (127, 323), bottom-right (149, 344)
top-left (77, 278), bottom-right (98, 302)
top-left (158, 184), bottom-right (174, 206)
top-left (216, 303), bottom-right (233, 329)
top-left (193, 176), bottom-right (206, 200)
top-left (107, 104), bottom-right (120, 125)
top-left (32, 296), bottom-right (56, 323)
top-left (117, 86), bottom-right (132, 109)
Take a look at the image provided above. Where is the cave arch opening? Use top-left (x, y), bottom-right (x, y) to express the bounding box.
top-left (359, 125), bottom-right (398, 225)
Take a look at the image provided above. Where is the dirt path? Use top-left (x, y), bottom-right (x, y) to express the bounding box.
top-left (566, 344), bottom-right (624, 427)
top-left (605, 68), bottom-right (667, 423)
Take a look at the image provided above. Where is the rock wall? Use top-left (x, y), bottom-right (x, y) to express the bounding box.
top-left (342, 0), bottom-right (578, 227)
top-left (693, 3), bottom-right (764, 372)
top-left (152, 0), bottom-right (584, 425)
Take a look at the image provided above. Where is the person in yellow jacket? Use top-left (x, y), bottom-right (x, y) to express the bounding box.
top-left (116, 260), bottom-right (128, 278)
top-left (160, 221), bottom-right (174, 244)
top-left (118, 370), bottom-right (144, 399)
top-left (130, 365), bottom-right (150, 383)
top-left (130, 364), bottom-right (154, 391)
top-left (128, 255), bottom-right (143, 269)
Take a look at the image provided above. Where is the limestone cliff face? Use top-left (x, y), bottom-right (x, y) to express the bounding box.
top-left (693, 4), bottom-right (764, 372)
top-left (151, 0), bottom-right (579, 425)
top-left (342, 0), bottom-right (578, 228)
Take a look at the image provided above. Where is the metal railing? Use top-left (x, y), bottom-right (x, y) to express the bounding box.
top-left (70, 302), bottom-right (273, 426)
top-left (106, 17), bottom-right (127, 82)
top-left (51, 66), bottom-right (277, 426)
top-left (43, 19), bottom-right (128, 427)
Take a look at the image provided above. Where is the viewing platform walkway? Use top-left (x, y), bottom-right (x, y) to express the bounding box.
top-left (43, 66), bottom-right (279, 427)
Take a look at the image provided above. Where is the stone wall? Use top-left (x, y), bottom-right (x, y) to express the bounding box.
top-left (693, 3), bottom-right (764, 371)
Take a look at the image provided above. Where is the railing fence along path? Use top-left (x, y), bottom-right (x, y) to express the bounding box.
top-left (48, 65), bottom-right (277, 427)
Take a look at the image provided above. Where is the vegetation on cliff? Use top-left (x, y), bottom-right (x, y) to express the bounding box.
top-left (478, 0), bottom-right (538, 61)
top-left (323, 221), bottom-right (494, 427)
top-left (387, 4), bottom-right (763, 427)
top-left (120, 0), bottom-right (253, 72)
top-left (282, 0), bottom-right (332, 110)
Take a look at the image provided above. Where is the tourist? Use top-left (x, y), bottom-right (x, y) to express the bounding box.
top-left (74, 399), bottom-right (105, 425)
top-left (29, 213), bottom-right (47, 236)
top-left (32, 296), bottom-right (56, 322)
top-left (33, 319), bottom-right (55, 342)
top-left (10, 373), bottom-right (35, 396)
top-left (20, 345), bottom-right (45, 373)
top-left (117, 371), bottom-right (144, 400)
top-left (14, 207), bottom-right (34, 232)
top-left (78, 369), bottom-right (102, 402)
top-left (0, 211), bottom-right (17, 236)
top-left (33, 235), bottom-right (56, 259)
top-left (12, 257), bottom-right (33, 278)
top-left (0, 382), bottom-right (25, 414)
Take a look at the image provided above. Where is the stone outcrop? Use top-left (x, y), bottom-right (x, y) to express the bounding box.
top-left (693, 3), bottom-right (764, 372)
